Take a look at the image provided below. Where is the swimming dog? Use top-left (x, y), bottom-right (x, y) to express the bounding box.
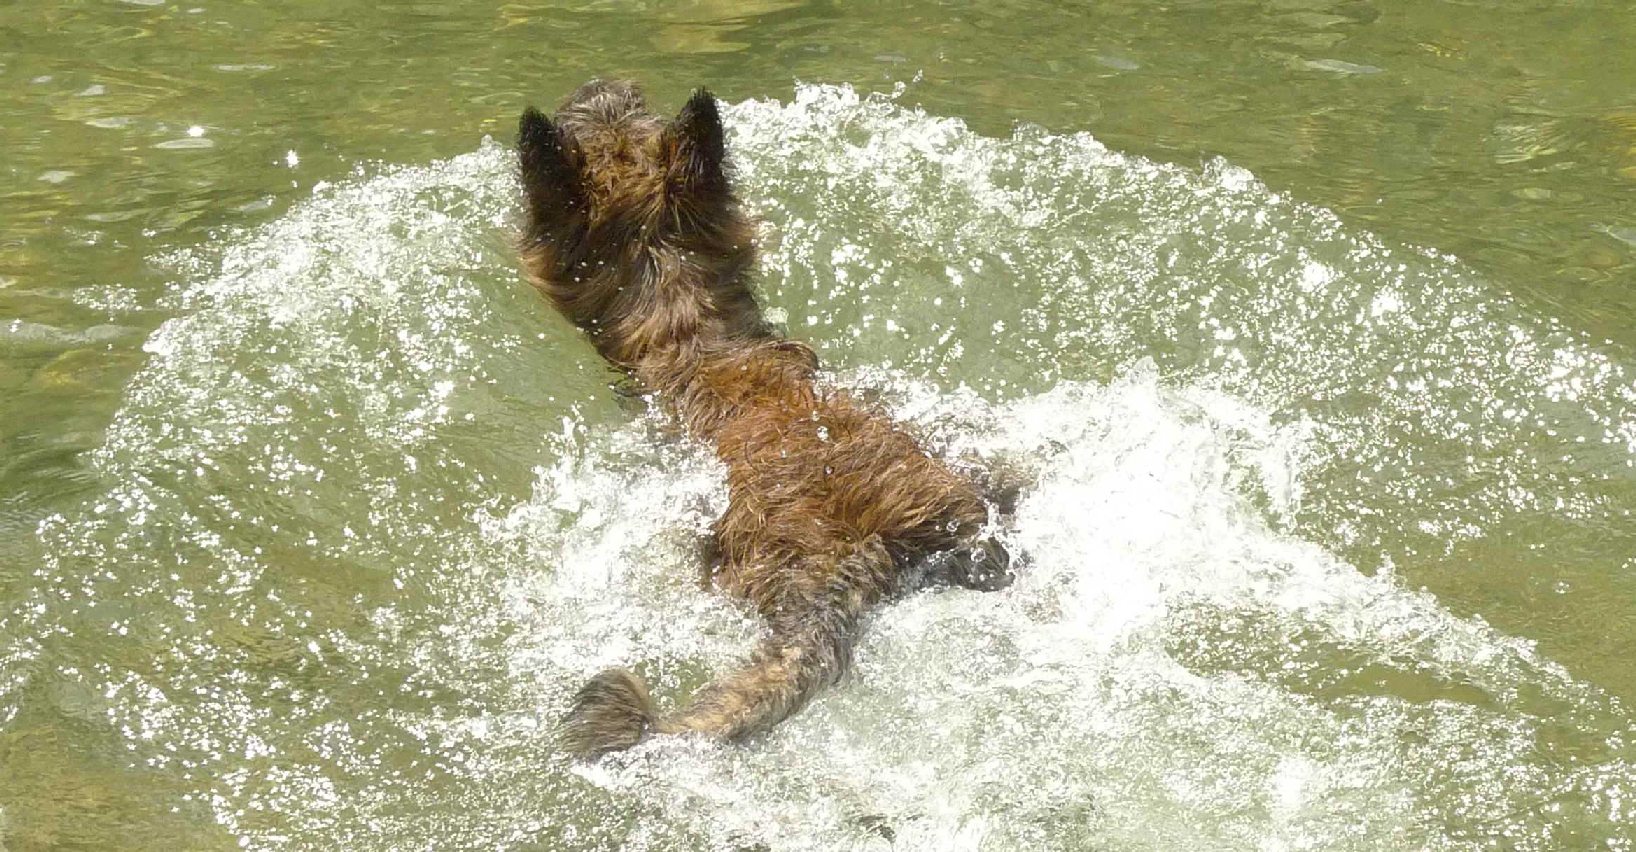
top-left (517, 80), bottom-right (1012, 758)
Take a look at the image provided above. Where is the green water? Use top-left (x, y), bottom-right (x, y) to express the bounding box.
top-left (2, 2), bottom-right (1635, 849)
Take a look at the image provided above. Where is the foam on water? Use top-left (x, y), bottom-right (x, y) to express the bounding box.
top-left (510, 366), bottom-right (1631, 850)
top-left (3, 85), bottom-right (1633, 849)
top-left (728, 85), bottom-right (1636, 567)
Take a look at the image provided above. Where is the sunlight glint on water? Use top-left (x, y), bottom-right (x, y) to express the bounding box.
top-left (6, 85), bottom-right (1633, 849)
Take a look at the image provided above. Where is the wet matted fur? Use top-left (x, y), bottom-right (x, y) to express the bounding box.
top-left (517, 80), bottom-right (1012, 759)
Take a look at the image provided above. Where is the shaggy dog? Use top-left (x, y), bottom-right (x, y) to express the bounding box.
top-left (517, 80), bottom-right (1012, 758)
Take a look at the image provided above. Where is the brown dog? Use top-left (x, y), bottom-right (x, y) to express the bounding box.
top-left (517, 80), bottom-right (1012, 758)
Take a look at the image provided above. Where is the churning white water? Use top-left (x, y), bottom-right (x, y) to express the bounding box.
top-left (4, 85), bottom-right (1632, 849)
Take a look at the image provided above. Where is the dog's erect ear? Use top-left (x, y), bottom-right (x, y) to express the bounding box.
top-left (518, 107), bottom-right (582, 224)
top-left (666, 89), bottom-right (728, 194)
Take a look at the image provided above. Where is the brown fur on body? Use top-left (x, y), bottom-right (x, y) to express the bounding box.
top-left (518, 80), bottom-right (1011, 759)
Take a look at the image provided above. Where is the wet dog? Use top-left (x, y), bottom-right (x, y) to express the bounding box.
top-left (517, 80), bottom-right (1012, 758)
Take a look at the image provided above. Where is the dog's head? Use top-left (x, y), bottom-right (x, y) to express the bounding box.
top-left (517, 80), bottom-right (761, 364)
top-left (522, 79), bottom-right (729, 222)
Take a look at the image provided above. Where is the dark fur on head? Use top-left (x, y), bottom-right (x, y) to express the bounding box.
top-left (519, 80), bottom-right (769, 370)
top-left (519, 80), bottom-right (1013, 759)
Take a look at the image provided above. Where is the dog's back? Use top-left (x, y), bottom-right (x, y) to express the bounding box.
top-left (517, 80), bottom-right (1010, 757)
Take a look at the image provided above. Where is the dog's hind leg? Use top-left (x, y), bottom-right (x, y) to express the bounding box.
top-left (922, 536), bottom-right (1014, 591)
top-left (695, 530), bottom-right (722, 590)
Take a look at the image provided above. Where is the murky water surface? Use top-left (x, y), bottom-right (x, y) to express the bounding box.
top-left (2, 2), bottom-right (1635, 849)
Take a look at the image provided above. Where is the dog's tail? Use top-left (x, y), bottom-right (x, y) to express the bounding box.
top-left (560, 545), bottom-right (886, 759)
top-left (558, 668), bottom-right (660, 759)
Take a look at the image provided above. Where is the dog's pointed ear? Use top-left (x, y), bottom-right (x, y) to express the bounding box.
top-left (666, 89), bottom-right (728, 193)
top-left (518, 107), bottom-right (582, 226)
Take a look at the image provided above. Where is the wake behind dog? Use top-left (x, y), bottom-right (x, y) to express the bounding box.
top-left (517, 80), bottom-right (1013, 758)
